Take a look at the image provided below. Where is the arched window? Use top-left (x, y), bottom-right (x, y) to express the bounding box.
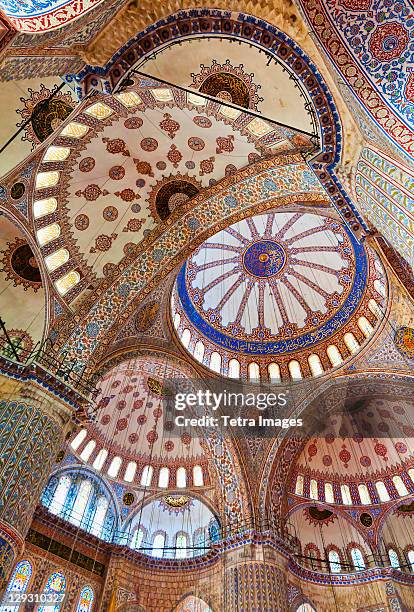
top-left (158, 467), bottom-right (169, 488)
top-left (308, 354), bottom-right (324, 377)
top-left (344, 333), bottom-right (359, 354)
top-left (80, 440), bottom-right (96, 462)
top-left (340, 484), bottom-right (352, 505)
top-left (38, 572), bottom-right (66, 612)
top-left (248, 362), bottom-right (260, 381)
top-left (408, 468), bottom-right (414, 484)
top-left (92, 449), bottom-right (108, 471)
top-left (141, 465), bottom-right (153, 487)
top-left (173, 312), bottom-right (181, 328)
top-left (310, 479), bottom-right (318, 500)
top-left (268, 363), bottom-right (281, 383)
top-left (107, 456), bottom-right (122, 478)
top-left (376, 481), bottom-right (390, 502)
top-left (350, 547), bottom-right (365, 571)
top-left (368, 299), bottom-right (382, 319)
top-left (297, 605), bottom-right (317, 612)
top-left (90, 495), bottom-right (109, 538)
top-left (288, 360), bottom-right (302, 380)
top-left (152, 533), bottom-right (165, 558)
top-left (357, 316), bottom-right (374, 338)
top-left (176, 467), bottom-right (187, 488)
top-left (181, 329), bottom-right (191, 349)
top-left (325, 482), bottom-right (334, 503)
top-left (131, 527), bottom-right (144, 550)
top-left (228, 359), bottom-right (240, 379)
top-left (70, 480), bottom-right (93, 526)
top-left (388, 548), bottom-right (400, 569)
top-left (71, 429), bottom-right (87, 451)
top-left (75, 586), bottom-right (94, 612)
top-left (407, 550), bottom-right (414, 573)
top-left (358, 484), bottom-right (371, 505)
top-left (392, 475), bottom-right (408, 497)
top-left (328, 550), bottom-right (341, 573)
top-left (124, 461), bottom-right (137, 483)
top-left (209, 351), bottom-right (222, 373)
top-left (327, 345), bottom-right (342, 367)
top-left (0, 560), bottom-right (32, 610)
top-left (193, 341), bottom-right (205, 363)
top-left (193, 465), bottom-right (204, 487)
top-left (175, 533), bottom-right (188, 559)
top-left (374, 279), bottom-right (386, 298)
top-left (295, 474), bottom-right (304, 496)
top-left (49, 475), bottom-right (71, 515)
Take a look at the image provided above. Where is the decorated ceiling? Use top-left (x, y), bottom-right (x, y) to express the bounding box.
top-left (173, 211), bottom-right (386, 378)
top-left (297, 0), bottom-right (414, 160)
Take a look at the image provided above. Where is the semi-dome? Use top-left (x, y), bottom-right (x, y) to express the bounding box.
top-left (172, 211), bottom-right (387, 380)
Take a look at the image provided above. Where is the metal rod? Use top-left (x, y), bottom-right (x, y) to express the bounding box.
top-left (128, 69), bottom-right (319, 139)
top-left (0, 317), bottom-right (21, 362)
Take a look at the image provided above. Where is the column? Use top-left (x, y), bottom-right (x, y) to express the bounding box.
top-left (0, 374), bottom-right (73, 588)
top-left (224, 541), bottom-right (289, 611)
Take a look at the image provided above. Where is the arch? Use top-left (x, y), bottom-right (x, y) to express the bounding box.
top-left (209, 352), bottom-right (221, 374)
top-left (1, 560), bottom-right (32, 610)
top-left (80, 440), bottom-right (95, 462)
top-left (151, 532), bottom-right (166, 558)
top-left (193, 466), bottom-right (204, 487)
top-left (158, 467), bottom-right (169, 488)
top-left (228, 358), bottom-right (240, 379)
top-left (49, 474), bottom-right (71, 515)
top-left (350, 547), bottom-right (366, 571)
top-left (296, 605), bottom-right (317, 612)
top-left (176, 467), bottom-right (187, 489)
top-left (69, 479), bottom-right (93, 526)
top-left (75, 586), bottom-right (94, 612)
top-left (175, 532), bottom-right (188, 559)
top-left (268, 363), bottom-right (281, 383)
top-left (38, 572), bottom-right (66, 612)
top-left (358, 484), bottom-right (371, 505)
top-left (327, 345), bottom-right (342, 367)
top-left (141, 465), bottom-right (153, 487)
top-left (308, 354), bottom-right (324, 377)
top-left (71, 429), bottom-right (87, 451)
top-left (288, 360), bottom-right (302, 380)
top-left (93, 448), bottom-right (108, 471)
top-left (343, 333), bottom-right (359, 354)
top-left (107, 456), bottom-right (122, 478)
top-left (248, 362), bottom-right (260, 382)
top-left (174, 595), bottom-right (212, 612)
top-left (328, 550), bottom-right (341, 573)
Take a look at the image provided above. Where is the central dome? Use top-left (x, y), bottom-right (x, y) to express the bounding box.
top-left (172, 211), bottom-right (386, 380)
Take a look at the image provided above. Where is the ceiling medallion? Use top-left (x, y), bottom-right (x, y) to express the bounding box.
top-left (123, 492), bottom-right (135, 506)
top-left (191, 59), bottom-right (263, 110)
top-left (360, 512), bottom-right (373, 527)
top-left (0, 237), bottom-right (42, 292)
top-left (147, 174), bottom-right (202, 223)
top-left (242, 240), bottom-right (286, 278)
top-left (16, 83), bottom-right (75, 149)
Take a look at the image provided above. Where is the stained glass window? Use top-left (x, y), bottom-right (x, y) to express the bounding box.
top-left (0, 560), bottom-right (32, 612)
top-left (175, 533), bottom-right (188, 559)
top-left (38, 571), bottom-right (66, 612)
top-left (75, 586), bottom-right (94, 612)
top-left (388, 548), bottom-right (400, 569)
top-left (407, 550), bottom-right (414, 572)
top-left (152, 533), bottom-right (165, 558)
top-left (350, 547), bottom-right (365, 570)
top-left (49, 475), bottom-right (71, 516)
top-left (328, 550), bottom-right (341, 573)
top-left (90, 496), bottom-right (109, 538)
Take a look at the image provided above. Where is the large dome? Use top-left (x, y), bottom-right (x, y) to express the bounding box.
top-left (172, 211), bottom-right (387, 380)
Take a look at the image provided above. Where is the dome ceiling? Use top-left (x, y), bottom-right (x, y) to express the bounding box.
top-left (30, 80), bottom-right (314, 300)
top-left (172, 211), bottom-right (386, 378)
top-left (74, 356), bottom-right (206, 471)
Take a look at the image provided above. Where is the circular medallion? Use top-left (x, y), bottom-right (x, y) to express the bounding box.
top-left (242, 240), bottom-right (286, 278)
top-left (394, 326), bottom-right (414, 359)
top-left (360, 512), bottom-right (373, 527)
top-left (10, 182), bottom-right (25, 200)
top-left (123, 492), bottom-right (135, 506)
